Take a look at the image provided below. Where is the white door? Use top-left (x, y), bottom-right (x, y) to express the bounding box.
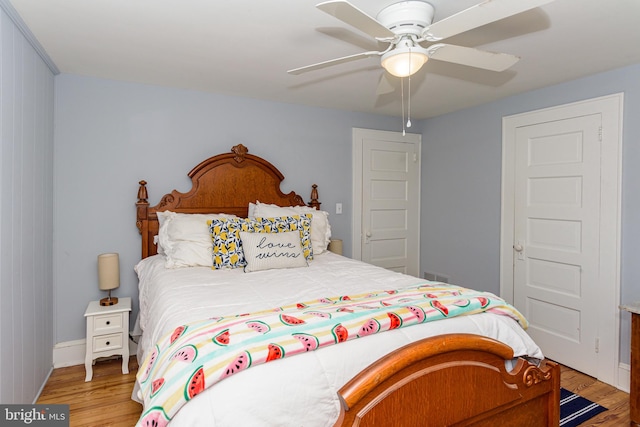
top-left (501, 93), bottom-right (623, 387)
top-left (513, 115), bottom-right (601, 374)
top-left (352, 128), bottom-right (421, 277)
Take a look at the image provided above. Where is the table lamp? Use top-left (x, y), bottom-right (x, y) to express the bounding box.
top-left (328, 239), bottom-right (343, 256)
top-left (98, 253), bottom-right (119, 306)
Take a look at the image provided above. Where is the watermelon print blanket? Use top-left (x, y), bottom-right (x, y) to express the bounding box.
top-left (135, 283), bottom-right (528, 426)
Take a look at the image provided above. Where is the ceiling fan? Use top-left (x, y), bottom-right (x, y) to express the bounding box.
top-left (288, 0), bottom-right (555, 78)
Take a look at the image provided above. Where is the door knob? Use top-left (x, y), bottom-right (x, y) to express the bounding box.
top-left (513, 240), bottom-right (525, 260)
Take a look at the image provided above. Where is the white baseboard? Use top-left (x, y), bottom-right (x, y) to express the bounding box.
top-left (618, 362), bottom-right (630, 393)
top-left (53, 339), bottom-right (86, 367)
top-left (53, 336), bottom-right (138, 368)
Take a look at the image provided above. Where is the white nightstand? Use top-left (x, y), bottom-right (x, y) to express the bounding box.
top-left (84, 297), bottom-right (131, 382)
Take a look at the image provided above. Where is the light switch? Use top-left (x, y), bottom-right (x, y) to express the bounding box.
top-left (336, 203), bottom-right (342, 214)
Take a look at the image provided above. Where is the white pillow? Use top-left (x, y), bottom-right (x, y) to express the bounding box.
top-left (248, 202), bottom-right (257, 218)
top-left (157, 211), bottom-right (236, 268)
top-left (252, 202), bottom-right (331, 254)
top-left (153, 210), bottom-right (173, 255)
top-left (152, 235), bottom-right (164, 255)
top-left (240, 231), bottom-right (308, 272)
top-left (156, 211), bottom-right (174, 255)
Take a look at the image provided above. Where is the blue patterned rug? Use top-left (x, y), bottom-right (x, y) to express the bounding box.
top-left (560, 388), bottom-right (608, 427)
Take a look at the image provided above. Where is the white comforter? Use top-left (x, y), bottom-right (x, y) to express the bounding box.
top-left (134, 252), bottom-right (543, 427)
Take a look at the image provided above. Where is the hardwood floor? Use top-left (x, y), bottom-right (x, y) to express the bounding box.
top-left (37, 357), bottom-right (141, 426)
top-left (37, 357), bottom-right (630, 426)
top-left (559, 364), bottom-right (631, 426)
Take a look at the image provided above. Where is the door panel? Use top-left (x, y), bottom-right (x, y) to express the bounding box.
top-left (502, 94), bottom-right (623, 387)
top-left (513, 114), bottom-right (601, 375)
top-left (353, 129), bottom-right (420, 277)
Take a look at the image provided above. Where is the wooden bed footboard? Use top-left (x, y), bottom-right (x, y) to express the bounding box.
top-left (334, 333), bottom-right (560, 427)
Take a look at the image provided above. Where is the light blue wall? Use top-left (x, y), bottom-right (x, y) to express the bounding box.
top-left (417, 63), bottom-right (640, 364)
top-left (0, 7), bottom-right (55, 403)
top-left (54, 63), bottom-right (640, 368)
top-left (53, 74), bottom-right (401, 343)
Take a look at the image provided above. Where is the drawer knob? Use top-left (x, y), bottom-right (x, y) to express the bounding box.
top-left (106, 321), bottom-right (111, 325)
top-left (106, 341), bottom-right (110, 346)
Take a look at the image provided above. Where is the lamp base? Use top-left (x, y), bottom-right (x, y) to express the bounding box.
top-left (100, 296), bottom-right (118, 306)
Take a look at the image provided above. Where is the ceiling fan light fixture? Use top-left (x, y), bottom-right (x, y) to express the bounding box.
top-left (381, 46), bottom-right (429, 78)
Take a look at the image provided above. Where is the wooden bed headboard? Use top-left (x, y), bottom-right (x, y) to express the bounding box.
top-left (136, 144), bottom-right (320, 259)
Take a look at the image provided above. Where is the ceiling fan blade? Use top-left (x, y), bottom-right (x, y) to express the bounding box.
top-left (423, 0), bottom-right (555, 41)
top-left (317, 0), bottom-right (395, 39)
top-left (427, 44), bottom-right (519, 71)
top-left (288, 51), bottom-right (382, 75)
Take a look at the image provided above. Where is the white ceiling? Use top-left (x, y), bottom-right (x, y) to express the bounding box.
top-left (8, 0), bottom-right (640, 119)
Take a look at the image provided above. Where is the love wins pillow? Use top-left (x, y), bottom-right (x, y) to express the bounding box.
top-left (240, 231), bottom-right (308, 272)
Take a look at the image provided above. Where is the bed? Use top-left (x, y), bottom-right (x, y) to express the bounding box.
top-left (133, 144), bottom-right (560, 426)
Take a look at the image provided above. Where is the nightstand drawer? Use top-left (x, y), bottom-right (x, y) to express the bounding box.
top-left (93, 333), bottom-right (123, 352)
top-left (93, 313), bottom-right (123, 333)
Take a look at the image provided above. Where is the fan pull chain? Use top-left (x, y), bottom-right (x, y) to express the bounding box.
top-left (400, 49), bottom-right (413, 135)
top-left (401, 76), bottom-right (406, 136)
top-left (407, 66), bottom-right (412, 129)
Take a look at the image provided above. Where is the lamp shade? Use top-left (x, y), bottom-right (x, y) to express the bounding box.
top-left (328, 239), bottom-right (343, 256)
top-left (381, 46), bottom-right (429, 78)
top-left (98, 253), bottom-right (120, 291)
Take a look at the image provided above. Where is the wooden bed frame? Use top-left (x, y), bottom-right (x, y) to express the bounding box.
top-left (136, 143), bottom-right (320, 258)
top-left (334, 334), bottom-right (559, 426)
top-left (136, 144), bottom-right (560, 426)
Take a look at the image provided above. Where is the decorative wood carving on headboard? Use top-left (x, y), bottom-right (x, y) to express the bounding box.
top-left (136, 144), bottom-right (320, 258)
